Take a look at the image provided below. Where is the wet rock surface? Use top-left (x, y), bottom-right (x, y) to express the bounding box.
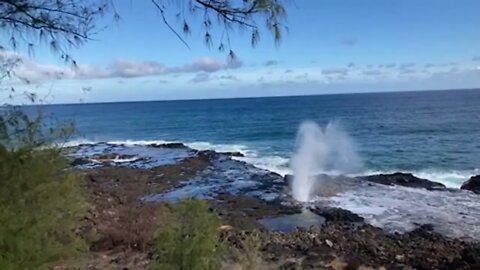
top-left (461, 175), bottom-right (480, 194)
top-left (359, 172), bottom-right (447, 190)
top-left (71, 157), bottom-right (91, 166)
top-left (69, 142), bottom-right (480, 269)
top-left (310, 207), bottom-right (365, 223)
top-left (150, 142), bottom-right (189, 149)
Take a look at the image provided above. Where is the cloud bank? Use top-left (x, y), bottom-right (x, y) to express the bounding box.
top-left (0, 50), bottom-right (242, 83)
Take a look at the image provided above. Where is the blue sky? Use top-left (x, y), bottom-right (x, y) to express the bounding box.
top-left (2, 0), bottom-right (480, 103)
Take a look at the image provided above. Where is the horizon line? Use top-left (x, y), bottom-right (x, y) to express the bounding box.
top-left (20, 87), bottom-right (480, 107)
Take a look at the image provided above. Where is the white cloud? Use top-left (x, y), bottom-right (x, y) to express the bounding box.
top-left (0, 50), bottom-right (243, 83)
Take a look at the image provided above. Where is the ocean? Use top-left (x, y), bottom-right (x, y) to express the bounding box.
top-left (38, 88), bottom-right (480, 188)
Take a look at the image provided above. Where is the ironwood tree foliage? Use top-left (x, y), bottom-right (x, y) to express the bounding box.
top-left (0, 0), bottom-right (287, 62)
top-left (150, 0), bottom-right (287, 55)
top-left (0, 0), bottom-right (113, 65)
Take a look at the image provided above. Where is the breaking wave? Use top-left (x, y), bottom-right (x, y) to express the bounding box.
top-left (63, 138), bottom-right (476, 188)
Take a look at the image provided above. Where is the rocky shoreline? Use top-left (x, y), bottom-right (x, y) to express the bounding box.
top-left (70, 142), bottom-right (480, 269)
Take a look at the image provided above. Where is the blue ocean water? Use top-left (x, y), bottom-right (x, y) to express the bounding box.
top-left (38, 89), bottom-right (480, 187)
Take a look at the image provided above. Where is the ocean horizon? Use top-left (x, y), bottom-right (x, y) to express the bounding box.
top-left (33, 88), bottom-right (480, 188)
top-left (28, 87), bottom-right (480, 106)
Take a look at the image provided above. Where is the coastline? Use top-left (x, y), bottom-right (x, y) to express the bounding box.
top-left (70, 142), bottom-right (480, 269)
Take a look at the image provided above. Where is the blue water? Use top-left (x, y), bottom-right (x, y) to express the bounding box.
top-left (35, 89), bottom-right (480, 186)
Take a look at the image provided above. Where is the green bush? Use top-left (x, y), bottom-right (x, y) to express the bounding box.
top-left (151, 199), bottom-right (225, 270)
top-left (226, 231), bottom-right (264, 270)
top-left (0, 111), bottom-right (87, 269)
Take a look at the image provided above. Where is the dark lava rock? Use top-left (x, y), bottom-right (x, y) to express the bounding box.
top-left (71, 157), bottom-right (92, 166)
top-left (461, 175), bottom-right (480, 194)
top-left (360, 172), bottom-right (446, 190)
top-left (149, 142), bottom-right (188, 149)
top-left (284, 174), bottom-right (294, 184)
top-left (310, 207), bottom-right (364, 223)
top-left (218, 151), bottom-right (245, 157)
top-left (197, 150), bottom-right (219, 159)
top-left (263, 222), bottom-right (480, 270)
top-left (461, 245), bottom-right (480, 267)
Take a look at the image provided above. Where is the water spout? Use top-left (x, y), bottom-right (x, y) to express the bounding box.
top-left (290, 121), bottom-right (362, 202)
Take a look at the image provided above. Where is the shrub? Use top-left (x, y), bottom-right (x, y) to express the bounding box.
top-left (225, 231), bottom-right (264, 270)
top-left (0, 110), bottom-right (87, 269)
top-left (150, 199), bottom-right (225, 270)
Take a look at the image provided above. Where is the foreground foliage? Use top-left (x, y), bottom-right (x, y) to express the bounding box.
top-left (0, 111), bottom-right (87, 269)
top-left (151, 199), bottom-right (226, 270)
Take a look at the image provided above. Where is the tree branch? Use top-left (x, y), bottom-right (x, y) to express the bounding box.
top-left (151, 0), bottom-right (190, 50)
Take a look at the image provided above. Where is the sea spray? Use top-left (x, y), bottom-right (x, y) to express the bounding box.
top-left (291, 121), bottom-right (362, 202)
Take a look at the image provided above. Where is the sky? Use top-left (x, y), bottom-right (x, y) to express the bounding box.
top-left (2, 0), bottom-right (480, 104)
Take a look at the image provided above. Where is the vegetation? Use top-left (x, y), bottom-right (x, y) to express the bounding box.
top-left (151, 198), bottom-right (226, 270)
top-left (225, 230), bottom-right (265, 270)
top-left (0, 111), bottom-right (87, 269)
top-left (0, 1), bottom-right (287, 269)
top-left (0, 0), bottom-right (287, 65)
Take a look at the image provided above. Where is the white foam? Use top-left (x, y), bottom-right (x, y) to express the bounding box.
top-left (185, 141), bottom-right (253, 155)
top-left (237, 155), bottom-right (291, 176)
top-left (62, 139), bottom-right (174, 148)
top-left (109, 156), bottom-right (141, 163)
top-left (322, 182), bottom-right (480, 239)
top-left (184, 142), bottom-right (292, 176)
top-left (412, 169), bottom-right (478, 188)
top-left (60, 139), bottom-right (97, 147)
top-left (65, 138), bottom-right (291, 175)
top-left (63, 139), bottom-right (477, 188)
top-left (107, 139), bottom-right (173, 146)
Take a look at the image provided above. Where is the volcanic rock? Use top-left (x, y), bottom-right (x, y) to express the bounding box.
top-left (71, 157), bottom-right (92, 166)
top-left (360, 172), bottom-right (446, 190)
top-left (150, 142), bottom-right (188, 149)
top-left (310, 207), bottom-right (364, 223)
top-left (461, 175), bottom-right (480, 194)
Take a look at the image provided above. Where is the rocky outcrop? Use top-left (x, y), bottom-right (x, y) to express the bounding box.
top-left (283, 174), bottom-right (294, 184)
top-left (263, 222), bottom-right (480, 270)
top-left (218, 151), bottom-right (245, 157)
top-left (310, 207), bottom-right (364, 223)
top-left (461, 175), bottom-right (480, 194)
top-left (360, 172), bottom-right (446, 190)
top-left (71, 157), bottom-right (92, 166)
top-left (150, 142), bottom-right (188, 149)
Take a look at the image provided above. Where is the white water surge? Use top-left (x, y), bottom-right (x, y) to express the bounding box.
top-left (291, 121), bottom-right (362, 202)
top-left (64, 138), bottom-right (476, 188)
